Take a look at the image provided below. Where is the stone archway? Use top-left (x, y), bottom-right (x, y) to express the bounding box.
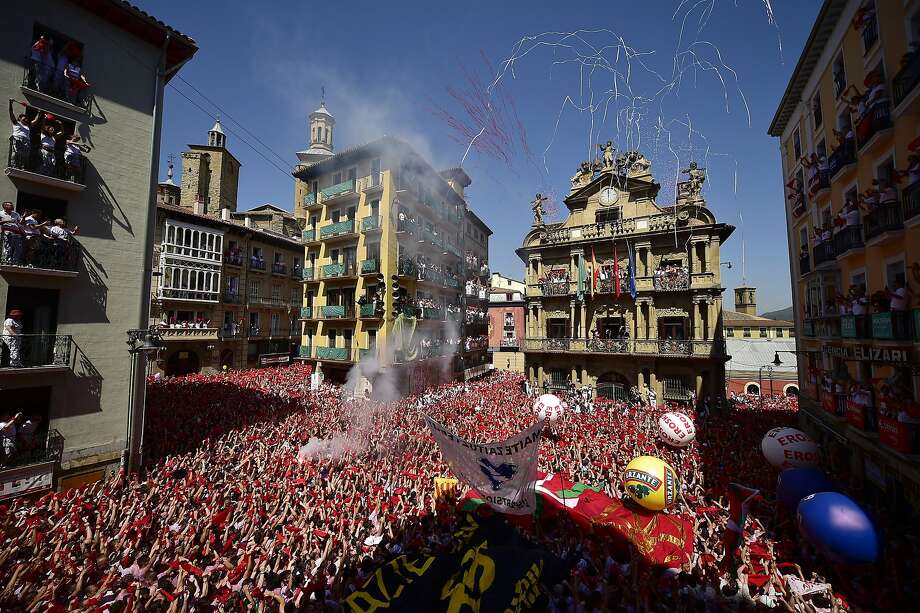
top-left (596, 371), bottom-right (630, 401)
top-left (745, 382), bottom-right (760, 395)
top-left (166, 350), bottom-right (201, 377)
top-left (784, 384), bottom-right (799, 397)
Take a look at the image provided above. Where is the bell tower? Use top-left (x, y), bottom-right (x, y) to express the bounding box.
top-left (733, 286), bottom-right (757, 316)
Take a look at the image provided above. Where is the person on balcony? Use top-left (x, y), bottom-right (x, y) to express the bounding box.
top-left (886, 279), bottom-right (912, 313)
top-left (64, 57), bottom-right (90, 105)
top-left (63, 134), bottom-right (86, 183)
top-left (29, 36), bottom-right (54, 93)
top-left (0, 201), bottom-right (24, 265)
top-left (8, 99), bottom-right (42, 170)
top-left (47, 218), bottom-right (79, 269)
top-left (878, 180), bottom-right (899, 206)
top-left (0, 412), bottom-right (21, 463)
top-left (38, 116), bottom-right (64, 176)
top-left (897, 152), bottom-right (920, 187)
top-left (2, 309), bottom-right (24, 368)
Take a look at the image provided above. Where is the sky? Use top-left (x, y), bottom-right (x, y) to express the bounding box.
top-left (141, 0), bottom-right (822, 314)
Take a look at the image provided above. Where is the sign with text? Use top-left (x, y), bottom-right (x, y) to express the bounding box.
top-left (259, 353), bottom-right (291, 366)
top-left (822, 344), bottom-right (912, 363)
top-left (0, 462), bottom-right (54, 501)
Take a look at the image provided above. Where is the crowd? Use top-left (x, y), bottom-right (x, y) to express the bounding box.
top-left (9, 99), bottom-right (87, 183)
top-left (1, 201), bottom-right (80, 271)
top-left (653, 264), bottom-right (690, 291)
top-left (0, 365), bottom-right (911, 611)
top-left (27, 35), bottom-right (91, 106)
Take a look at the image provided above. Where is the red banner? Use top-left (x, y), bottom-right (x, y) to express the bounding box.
top-left (846, 401), bottom-right (866, 430)
top-left (879, 417), bottom-right (912, 453)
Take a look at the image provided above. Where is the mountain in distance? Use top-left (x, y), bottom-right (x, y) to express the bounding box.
top-left (760, 306), bottom-right (793, 321)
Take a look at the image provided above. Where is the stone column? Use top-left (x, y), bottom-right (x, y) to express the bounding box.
top-left (696, 374), bottom-right (703, 398)
top-left (569, 300), bottom-right (576, 338)
top-left (707, 299), bottom-right (717, 340)
top-left (693, 299), bottom-right (703, 339)
top-left (635, 302), bottom-right (645, 339)
top-left (649, 371), bottom-right (658, 404)
top-left (571, 364), bottom-right (579, 384)
top-left (580, 303), bottom-right (587, 338)
top-left (648, 302), bottom-right (658, 339)
top-left (537, 364), bottom-right (544, 387)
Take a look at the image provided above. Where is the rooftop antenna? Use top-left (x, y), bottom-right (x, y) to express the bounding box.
top-left (321, 86), bottom-right (325, 106)
top-left (739, 210), bottom-right (746, 286)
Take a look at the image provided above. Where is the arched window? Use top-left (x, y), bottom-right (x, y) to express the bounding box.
top-left (745, 383), bottom-right (760, 395)
top-left (166, 225), bottom-right (175, 244)
top-left (784, 384), bottom-right (799, 397)
top-left (181, 269), bottom-right (189, 289)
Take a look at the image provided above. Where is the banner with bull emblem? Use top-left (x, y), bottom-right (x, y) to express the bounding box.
top-left (424, 415), bottom-right (543, 515)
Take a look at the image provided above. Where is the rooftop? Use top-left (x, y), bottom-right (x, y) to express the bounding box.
top-left (158, 203), bottom-right (302, 248)
top-left (726, 338), bottom-right (798, 374)
top-left (723, 310), bottom-right (793, 326)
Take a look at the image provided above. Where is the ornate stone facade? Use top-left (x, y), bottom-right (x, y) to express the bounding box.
top-left (517, 149), bottom-right (734, 403)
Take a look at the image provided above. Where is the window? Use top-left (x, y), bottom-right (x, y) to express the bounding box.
top-left (368, 329), bottom-right (377, 349)
top-left (270, 313), bottom-right (281, 334)
top-left (333, 172), bottom-right (342, 185)
top-left (327, 330), bottom-right (336, 347)
top-left (251, 247), bottom-right (262, 259)
top-left (789, 328), bottom-right (796, 338)
top-left (743, 327), bottom-right (751, 338)
top-left (548, 369), bottom-right (567, 387)
top-left (833, 52), bottom-right (846, 97)
top-left (596, 208), bottom-right (622, 225)
top-left (347, 167), bottom-right (357, 182)
top-left (726, 328), bottom-right (735, 337)
top-left (759, 327), bottom-right (768, 338)
top-left (799, 227), bottom-right (808, 253)
top-left (792, 128), bottom-right (802, 161)
top-left (776, 328), bottom-right (783, 338)
top-left (249, 312), bottom-right (259, 330)
top-left (812, 93), bottom-right (822, 129)
top-left (886, 259), bottom-right (906, 288)
top-left (370, 159), bottom-right (381, 186)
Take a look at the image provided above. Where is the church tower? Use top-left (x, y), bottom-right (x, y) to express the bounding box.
top-left (180, 118), bottom-right (241, 216)
top-left (733, 286), bottom-right (757, 316)
top-left (294, 97), bottom-right (336, 226)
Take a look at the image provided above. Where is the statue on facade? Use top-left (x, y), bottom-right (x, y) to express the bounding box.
top-left (615, 151), bottom-right (652, 177)
top-left (598, 141), bottom-right (615, 171)
top-left (531, 193), bottom-right (548, 225)
top-left (679, 161), bottom-right (706, 201)
top-left (570, 161), bottom-right (595, 190)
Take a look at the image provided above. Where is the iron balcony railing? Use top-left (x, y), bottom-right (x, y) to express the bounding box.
top-left (300, 306), bottom-right (314, 319)
top-left (302, 268), bottom-right (315, 281)
top-left (0, 334), bottom-right (73, 369)
top-left (904, 181), bottom-right (920, 222)
top-left (419, 306), bottom-right (445, 320)
top-left (320, 219), bottom-right (356, 239)
top-left (587, 338), bottom-right (631, 353)
top-left (272, 263), bottom-right (287, 275)
top-left (894, 50), bottom-right (920, 108)
top-left (248, 295), bottom-right (287, 308)
top-left (298, 345), bottom-right (312, 359)
top-left (220, 325), bottom-right (245, 339)
top-left (0, 232), bottom-right (80, 272)
top-left (248, 258), bottom-right (266, 271)
top-left (652, 269), bottom-right (690, 291)
top-left (840, 314), bottom-right (870, 339)
top-left (159, 288), bottom-right (220, 302)
top-left (499, 337), bottom-right (520, 348)
top-left (303, 192), bottom-right (317, 207)
top-left (320, 304), bottom-right (355, 319)
top-left (541, 281), bottom-right (571, 296)
top-left (361, 215), bottom-right (382, 232)
top-left (524, 337), bottom-right (718, 357)
top-left (316, 346), bottom-right (351, 361)
top-left (833, 225), bottom-right (863, 254)
top-left (657, 339), bottom-right (692, 355)
top-left (302, 229), bottom-right (316, 242)
top-left (813, 241), bottom-right (836, 267)
top-left (827, 142), bottom-right (856, 177)
top-left (7, 137), bottom-right (86, 185)
top-left (291, 265), bottom-right (303, 279)
top-left (320, 179), bottom-right (356, 201)
top-left (22, 57), bottom-right (92, 112)
top-left (864, 202), bottom-right (903, 242)
top-left (861, 15), bottom-right (878, 54)
top-left (321, 261), bottom-right (357, 278)
top-left (247, 326), bottom-right (263, 338)
top-left (223, 252), bottom-right (243, 266)
top-left (799, 254), bottom-right (811, 276)
top-left (856, 103), bottom-right (891, 150)
top-left (361, 258), bottom-right (379, 274)
top-left (871, 311), bottom-right (912, 340)
top-left (397, 257), bottom-right (417, 277)
top-left (222, 291), bottom-right (244, 304)
top-left (443, 276), bottom-right (460, 289)
top-left (1, 428), bottom-right (64, 471)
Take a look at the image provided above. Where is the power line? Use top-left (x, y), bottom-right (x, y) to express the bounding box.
top-left (168, 83), bottom-right (295, 181)
top-left (174, 74), bottom-right (293, 168)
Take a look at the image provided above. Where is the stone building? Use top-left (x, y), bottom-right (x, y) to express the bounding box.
top-left (488, 276), bottom-right (526, 373)
top-left (150, 125), bottom-right (303, 375)
top-left (518, 149), bottom-right (733, 403)
top-left (0, 0), bottom-right (196, 490)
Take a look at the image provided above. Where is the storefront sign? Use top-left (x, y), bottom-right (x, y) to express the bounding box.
top-left (259, 353), bottom-right (291, 366)
top-left (821, 345), bottom-right (911, 363)
top-left (879, 417), bottom-right (912, 454)
top-left (845, 400), bottom-right (866, 430)
top-left (0, 462), bottom-right (54, 501)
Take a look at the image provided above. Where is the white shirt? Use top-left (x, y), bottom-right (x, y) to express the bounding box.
top-left (2, 318), bottom-right (22, 336)
top-left (891, 287), bottom-right (908, 311)
top-left (47, 225), bottom-right (72, 240)
top-left (11, 123), bottom-right (30, 142)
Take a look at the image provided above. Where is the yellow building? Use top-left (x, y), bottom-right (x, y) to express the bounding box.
top-left (769, 0), bottom-right (920, 503)
top-left (292, 104), bottom-right (492, 387)
top-left (518, 150), bottom-right (733, 403)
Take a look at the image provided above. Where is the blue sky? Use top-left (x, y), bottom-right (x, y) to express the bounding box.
top-left (143, 0), bottom-right (821, 313)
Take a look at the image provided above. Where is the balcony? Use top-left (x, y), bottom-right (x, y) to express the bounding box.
top-left (871, 311), bottom-right (911, 340)
top-left (0, 233), bottom-right (80, 276)
top-left (358, 174), bottom-right (383, 192)
top-left (300, 306), bottom-right (314, 319)
top-left (219, 325), bottom-right (245, 340)
top-left (812, 241), bottom-right (836, 268)
top-left (302, 268), bottom-right (315, 281)
top-left (464, 336), bottom-right (488, 352)
top-left (248, 258), bottom-right (266, 272)
top-left (320, 304), bottom-right (355, 319)
top-left (223, 252), bottom-right (243, 267)
top-left (21, 57), bottom-right (92, 114)
top-left (361, 215), bottom-right (382, 232)
top-left (840, 314), bottom-right (870, 339)
top-left (298, 345), bottom-right (312, 359)
top-left (247, 326), bottom-right (264, 339)
top-left (861, 16), bottom-right (878, 54)
top-left (657, 339), bottom-right (692, 356)
top-left (863, 203), bottom-right (903, 243)
top-left (499, 337), bottom-right (520, 349)
top-left (302, 229), bottom-right (316, 243)
top-left (523, 337), bottom-right (716, 357)
top-left (799, 254), bottom-right (811, 276)
top-left (827, 142), bottom-right (855, 179)
top-left (302, 192), bottom-right (318, 208)
top-left (320, 179), bottom-right (357, 203)
top-left (321, 261), bottom-right (356, 279)
top-left (652, 268), bottom-right (690, 291)
top-left (291, 265), bottom-right (303, 279)
top-left (587, 338), bottom-right (630, 354)
top-left (419, 306), bottom-right (445, 321)
top-left (6, 137), bottom-right (86, 191)
top-left (443, 276), bottom-right (460, 289)
top-left (361, 258), bottom-right (379, 275)
top-left (159, 327), bottom-right (219, 341)
top-left (904, 181), bottom-right (920, 224)
top-left (271, 262), bottom-right (288, 276)
top-left (319, 219), bottom-right (356, 239)
top-left (855, 103), bottom-right (892, 152)
top-left (894, 50), bottom-right (920, 111)
top-left (832, 225), bottom-right (863, 256)
top-left (397, 257), bottom-right (417, 278)
top-left (359, 303), bottom-right (381, 318)
top-left (222, 291), bottom-right (243, 304)
top-left (541, 281), bottom-right (571, 296)
top-left (248, 295), bottom-right (287, 308)
top-left (316, 346), bottom-right (351, 361)
top-left (158, 288), bottom-right (219, 303)
top-left (0, 334), bottom-right (72, 373)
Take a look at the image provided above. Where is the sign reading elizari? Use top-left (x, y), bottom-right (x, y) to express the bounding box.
top-left (822, 345), bottom-right (911, 363)
top-left (424, 415), bottom-right (543, 515)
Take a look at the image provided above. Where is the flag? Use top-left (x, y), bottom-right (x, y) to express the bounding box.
top-left (613, 241), bottom-right (621, 299)
top-left (424, 415), bottom-right (543, 515)
top-left (344, 514), bottom-right (564, 613)
top-left (627, 241), bottom-right (637, 299)
top-left (535, 473), bottom-right (693, 568)
top-left (434, 477), bottom-right (459, 503)
top-left (591, 247), bottom-right (598, 295)
top-left (722, 483), bottom-right (762, 568)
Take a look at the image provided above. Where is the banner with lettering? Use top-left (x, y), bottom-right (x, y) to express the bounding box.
top-left (424, 415), bottom-right (543, 515)
top-left (344, 514), bottom-right (563, 613)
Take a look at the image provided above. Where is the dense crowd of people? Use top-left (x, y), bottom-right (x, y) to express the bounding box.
top-left (0, 365), bottom-right (909, 611)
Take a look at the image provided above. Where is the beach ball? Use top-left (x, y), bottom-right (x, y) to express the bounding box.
top-left (622, 456), bottom-right (678, 511)
top-left (658, 412), bottom-right (696, 448)
top-left (777, 468), bottom-right (837, 510)
top-left (797, 492), bottom-right (879, 564)
top-left (533, 393), bottom-right (565, 422)
top-left (761, 427), bottom-right (820, 469)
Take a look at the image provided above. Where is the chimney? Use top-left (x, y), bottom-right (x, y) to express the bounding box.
top-left (220, 208), bottom-right (231, 221)
top-left (244, 217), bottom-right (252, 228)
top-left (193, 196), bottom-right (205, 216)
top-left (734, 287), bottom-right (757, 316)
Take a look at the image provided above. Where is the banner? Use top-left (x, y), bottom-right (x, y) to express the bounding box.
top-left (344, 514), bottom-right (563, 613)
top-left (434, 477), bottom-right (459, 503)
top-left (424, 415), bottom-right (543, 515)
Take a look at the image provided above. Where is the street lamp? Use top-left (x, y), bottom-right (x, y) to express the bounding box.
top-left (758, 364), bottom-right (775, 407)
top-left (124, 327), bottom-right (164, 473)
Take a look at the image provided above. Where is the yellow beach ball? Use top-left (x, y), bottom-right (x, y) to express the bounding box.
top-left (622, 456), bottom-right (678, 511)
